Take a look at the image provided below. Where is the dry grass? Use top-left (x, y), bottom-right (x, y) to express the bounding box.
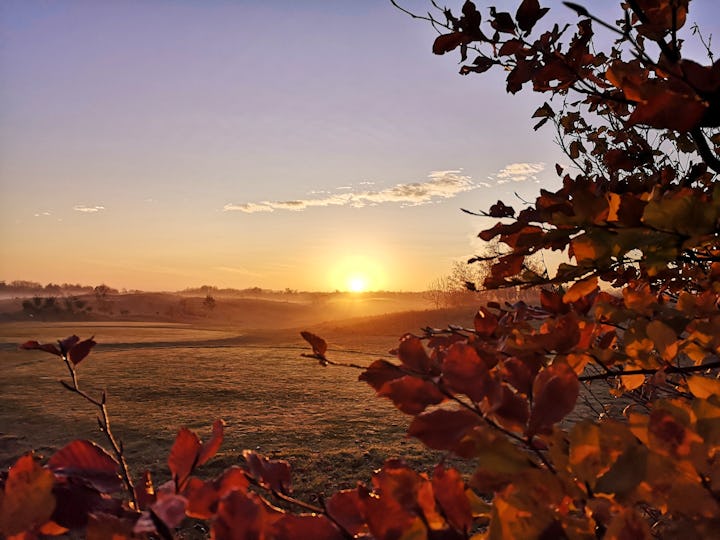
top-left (0, 322), bottom-right (455, 504)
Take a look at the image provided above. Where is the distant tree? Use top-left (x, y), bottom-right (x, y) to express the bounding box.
top-left (202, 294), bottom-right (216, 312)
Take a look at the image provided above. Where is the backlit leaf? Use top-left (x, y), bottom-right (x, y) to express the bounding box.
top-left (527, 362), bottom-right (579, 437)
top-left (442, 343), bottom-right (491, 402)
top-left (687, 375), bottom-right (720, 399)
top-left (325, 489), bottom-right (367, 537)
top-left (432, 465), bottom-right (472, 533)
top-left (0, 454), bottom-right (56, 536)
top-left (359, 359), bottom-right (405, 391)
top-left (197, 418), bottom-right (224, 467)
top-left (168, 428), bottom-right (201, 490)
top-left (19, 340), bottom-right (61, 356)
top-left (397, 334), bottom-right (433, 374)
top-left (433, 32), bottom-right (472, 55)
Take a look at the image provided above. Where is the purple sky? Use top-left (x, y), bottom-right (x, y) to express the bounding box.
top-left (1, 1), bottom-right (717, 291)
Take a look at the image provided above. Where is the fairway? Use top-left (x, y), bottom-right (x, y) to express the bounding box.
top-left (0, 322), bottom-right (439, 500)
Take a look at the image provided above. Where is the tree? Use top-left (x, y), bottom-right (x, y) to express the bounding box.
top-left (5, 1), bottom-right (720, 538)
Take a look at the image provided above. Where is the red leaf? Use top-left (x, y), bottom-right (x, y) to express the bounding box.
top-left (212, 490), bottom-right (280, 539)
top-left (67, 337), bottom-right (96, 365)
top-left (432, 465), bottom-right (472, 533)
top-left (185, 466), bottom-right (249, 519)
top-left (325, 489), bottom-right (366, 537)
top-left (243, 450), bottom-right (292, 494)
top-left (271, 514), bottom-right (344, 540)
top-left (59, 335), bottom-right (80, 353)
top-left (378, 376), bottom-right (445, 415)
top-left (48, 440), bottom-right (121, 493)
top-left (473, 307), bottom-right (498, 337)
top-left (359, 359), bottom-right (405, 391)
top-left (358, 483), bottom-right (420, 540)
top-left (485, 383), bottom-right (530, 432)
top-left (134, 470), bottom-right (156, 510)
top-left (300, 331), bottom-right (327, 357)
top-left (19, 340), bottom-right (61, 356)
top-left (442, 343), bottom-right (491, 402)
top-left (397, 334), bottom-right (433, 374)
top-left (490, 253), bottom-right (525, 279)
top-left (197, 419), bottom-right (224, 467)
top-left (433, 32), bottom-right (472, 55)
top-left (168, 428), bottom-right (201, 490)
top-left (407, 408), bottom-right (481, 453)
top-left (526, 362), bottom-right (579, 437)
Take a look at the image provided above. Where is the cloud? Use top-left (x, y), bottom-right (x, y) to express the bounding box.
top-left (223, 170), bottom-right (481, 213)
top-left (73, 205), bottom-right (105, 213)
top-left (494, 162), bottom-right (545, 184)
top-left (33, 211), bottom-right (51, 217)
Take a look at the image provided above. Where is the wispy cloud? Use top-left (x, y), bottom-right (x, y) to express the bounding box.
top-left (73, 205), bottom-right (105, 213)
top-left (33, 211), bottom-right (51, 217)
top-left (223, 170), bottom-right (481, 213)
top-left (494, 162), bottom-right (545, 185)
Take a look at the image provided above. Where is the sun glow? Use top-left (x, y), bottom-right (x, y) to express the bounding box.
top-left (348, 274), bottom-right (368, 293)
top-left (327, 254), bottom-right (386, 292)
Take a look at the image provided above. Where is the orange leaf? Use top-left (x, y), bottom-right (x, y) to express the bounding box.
top-left (687, 375), bottom-right (720, 399)
top-left (563, 277), bottom-right (598, 304)
top-left (0, 454), bottom-right (56, 536)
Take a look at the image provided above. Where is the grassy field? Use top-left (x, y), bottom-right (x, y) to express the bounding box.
top-left (0, 321), bottom-right (454, 503)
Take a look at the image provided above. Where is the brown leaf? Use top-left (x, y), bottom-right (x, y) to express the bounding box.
top-left (270, 514), bottom-right (344, 540)
top-left (300, 331), bottom-right (327, 357)
top-left (359, 359), bottom-right (405, 391)
top-left (433, 32), bottom-right (472, 55)
top-left (563, 276), bottom-right (598, 304)
top-left (397, 334), bottom-right (433, 374)
top-left (516, 0), bottom-right (549, 34)
top-left (474, 308), bottom-right (499, 337)
top-left (526, 362), bottom-right (579, 437)
top-left (243, 450), bottom-right (292, 494)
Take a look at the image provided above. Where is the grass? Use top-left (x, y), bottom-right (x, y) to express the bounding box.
top-left (0, 321), bottom-right (454, 505)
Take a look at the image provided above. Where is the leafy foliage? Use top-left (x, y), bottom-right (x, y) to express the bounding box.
top-left (4, 0), bottom-right (720, 537)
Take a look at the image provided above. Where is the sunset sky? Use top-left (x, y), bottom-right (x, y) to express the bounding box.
top-left (1, 1), bottom-right (718, 292)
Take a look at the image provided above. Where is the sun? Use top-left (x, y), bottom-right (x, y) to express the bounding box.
top-left (327, 254), bottom-right (385, 292)
top-left (348, 274), bottom-right (368, 293)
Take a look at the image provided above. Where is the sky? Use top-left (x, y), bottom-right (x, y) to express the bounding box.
top-left (1, 1), bottom-right (718, 292)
